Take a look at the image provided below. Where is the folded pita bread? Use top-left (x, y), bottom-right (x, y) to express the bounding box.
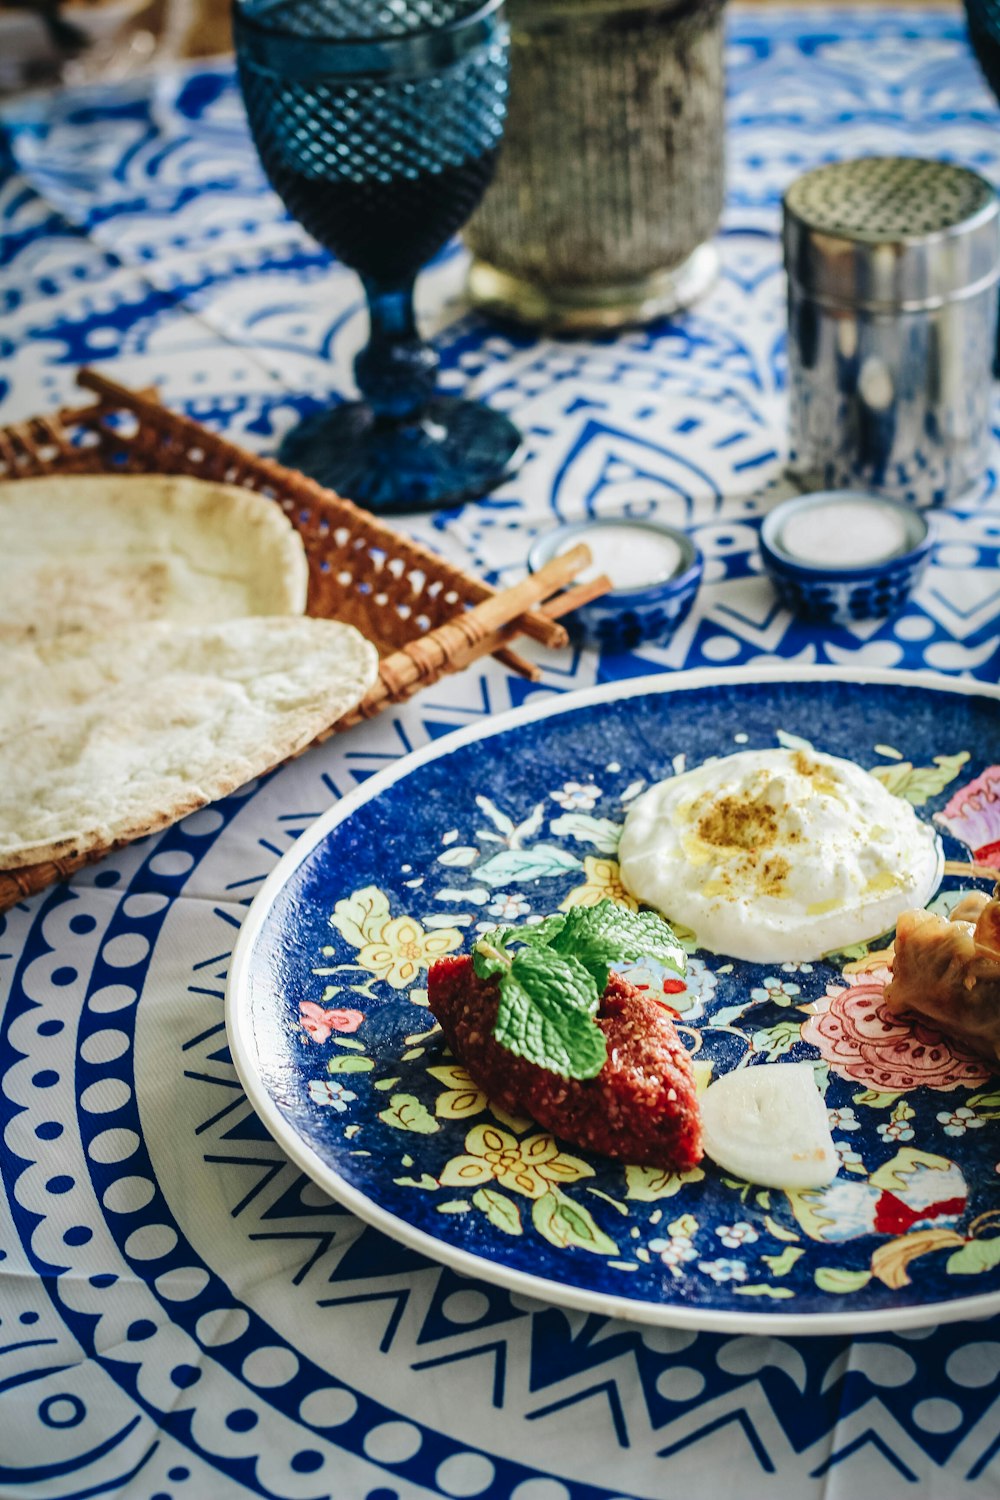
top-left (0, 617), bottom-right (379, 870)
top-left (0, 474), bottom-right (309, 645)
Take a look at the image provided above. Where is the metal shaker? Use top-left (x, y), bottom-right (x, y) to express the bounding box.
top-left (783, 157), bottom-right (1000, 507)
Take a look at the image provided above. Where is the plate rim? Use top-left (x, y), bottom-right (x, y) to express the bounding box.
top-left (226, 664), bottom-right (1000, 1335)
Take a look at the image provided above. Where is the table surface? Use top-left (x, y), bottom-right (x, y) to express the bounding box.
top-left (3, 7), bottom-right (1000, 1499)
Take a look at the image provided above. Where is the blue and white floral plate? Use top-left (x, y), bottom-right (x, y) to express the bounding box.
top-left (227, 667), bottom-right (1000, 1334)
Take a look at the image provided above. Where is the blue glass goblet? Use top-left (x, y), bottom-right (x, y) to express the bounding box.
top-left (234, 0), bottom-right (522, 513)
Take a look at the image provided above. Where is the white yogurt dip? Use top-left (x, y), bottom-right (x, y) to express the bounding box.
top-left (618, 747), bottom-right (942, 962)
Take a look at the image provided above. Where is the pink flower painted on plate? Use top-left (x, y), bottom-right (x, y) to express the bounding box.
top-left (299, 1000), bottom-right (364, 1043)
top-left (801, 970), bottom-right (989, 1093)
top-left (935, 765), bottom-right (1000, 863)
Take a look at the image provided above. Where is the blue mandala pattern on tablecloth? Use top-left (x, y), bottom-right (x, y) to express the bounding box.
top-left (3, 8), bottom-right (1000, 1498)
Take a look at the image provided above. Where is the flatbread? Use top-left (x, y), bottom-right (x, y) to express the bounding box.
top-left (0, 474), bottom-right (310, 645)
top-left (0, 617), bottom-right (379, 869)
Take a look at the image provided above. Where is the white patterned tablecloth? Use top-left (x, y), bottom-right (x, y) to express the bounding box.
top-left (2, 8), bottom-right (1000, 1499)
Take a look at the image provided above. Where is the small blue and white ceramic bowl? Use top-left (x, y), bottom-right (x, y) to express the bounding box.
top-left (528, 517), bottom-right (703, 651)
top-left (760, 491), bottom-right (933, 623)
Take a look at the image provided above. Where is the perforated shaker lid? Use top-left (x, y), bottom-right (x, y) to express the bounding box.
top-left (783, 157), bottom-right (1000, 309)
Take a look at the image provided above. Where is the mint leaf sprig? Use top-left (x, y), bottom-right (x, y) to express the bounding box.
top-left (472, 900), bottom-right (685, 1082)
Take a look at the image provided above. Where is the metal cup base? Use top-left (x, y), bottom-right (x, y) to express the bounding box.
top-left (465, 241), bottom-right (720, 332)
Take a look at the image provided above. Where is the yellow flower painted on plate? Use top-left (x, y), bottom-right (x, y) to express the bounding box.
top-left (356, 915), bottom-right (461, 989)
top-left (843, 945), bottom-right (895, 976)
top-left (440, 1124), bottom-right (594, 1199)
top-left (428, 1064), bottom-right (488, 1120)
top-left (559, 856), bottom-right (638, 913)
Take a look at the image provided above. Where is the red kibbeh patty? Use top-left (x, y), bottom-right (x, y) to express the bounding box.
top-left (428, 955), bottom-right (703, 1171)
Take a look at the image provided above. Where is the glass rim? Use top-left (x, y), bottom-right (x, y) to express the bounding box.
top-left (232, 0), bottom-right (506, 53)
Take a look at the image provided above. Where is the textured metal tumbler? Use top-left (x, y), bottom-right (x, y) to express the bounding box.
top-left (783, 157), bottom-right (1000, 508)
top-left (464, 0), bottom-right (725, 331)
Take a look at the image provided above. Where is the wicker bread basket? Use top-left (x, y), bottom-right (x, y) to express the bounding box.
top-left (0, 369), bottom-right (607, 911)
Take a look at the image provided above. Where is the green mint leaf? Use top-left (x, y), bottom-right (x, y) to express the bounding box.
top-left (507, 914), bottom-right (570, 949)
top-left (510, 946), bottom-right (599, 1014)
top-left (551, 900), bottom-right (685, 977)
top-left (477, 903), bottom-right (684, 1082)
top-left (588, 962), bottom-right (610, 996)
top-left (494, 947), bottom-right (606, 1080)
top-left (473, 914), bottom-right (568, 981)
top-left (473, 941), bottom-right (509, 982)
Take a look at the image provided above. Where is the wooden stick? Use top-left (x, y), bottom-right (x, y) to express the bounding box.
top-left (469, 567), bottom-right (615, 667)
top-left (438, 544), bottom-right (593, 640)
top-left (492, 647), bottom-right (541, 680)
top-left (542, 574), bottom-right (614, 618)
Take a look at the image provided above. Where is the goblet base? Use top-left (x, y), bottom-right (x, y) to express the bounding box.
top-left (278, 399), bottom-right (523, 514)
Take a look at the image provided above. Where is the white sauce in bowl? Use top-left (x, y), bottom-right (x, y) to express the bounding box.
top-left (779, 500), bottom-right (910, 568)
top-left (557, 526), bottom-right (683, 590)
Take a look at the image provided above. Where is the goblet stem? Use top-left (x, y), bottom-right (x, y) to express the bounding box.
top-left (355, 276), bottom-right (439, 423)
top-left (280, 258), bottom-right (522, 506)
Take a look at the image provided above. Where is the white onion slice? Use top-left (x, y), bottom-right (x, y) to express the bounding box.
top-left (700, 1063), bottom-right (838, 1190)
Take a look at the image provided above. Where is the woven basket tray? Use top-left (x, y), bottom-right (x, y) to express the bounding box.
top-left (0, 369), bottom-right (607, 911)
